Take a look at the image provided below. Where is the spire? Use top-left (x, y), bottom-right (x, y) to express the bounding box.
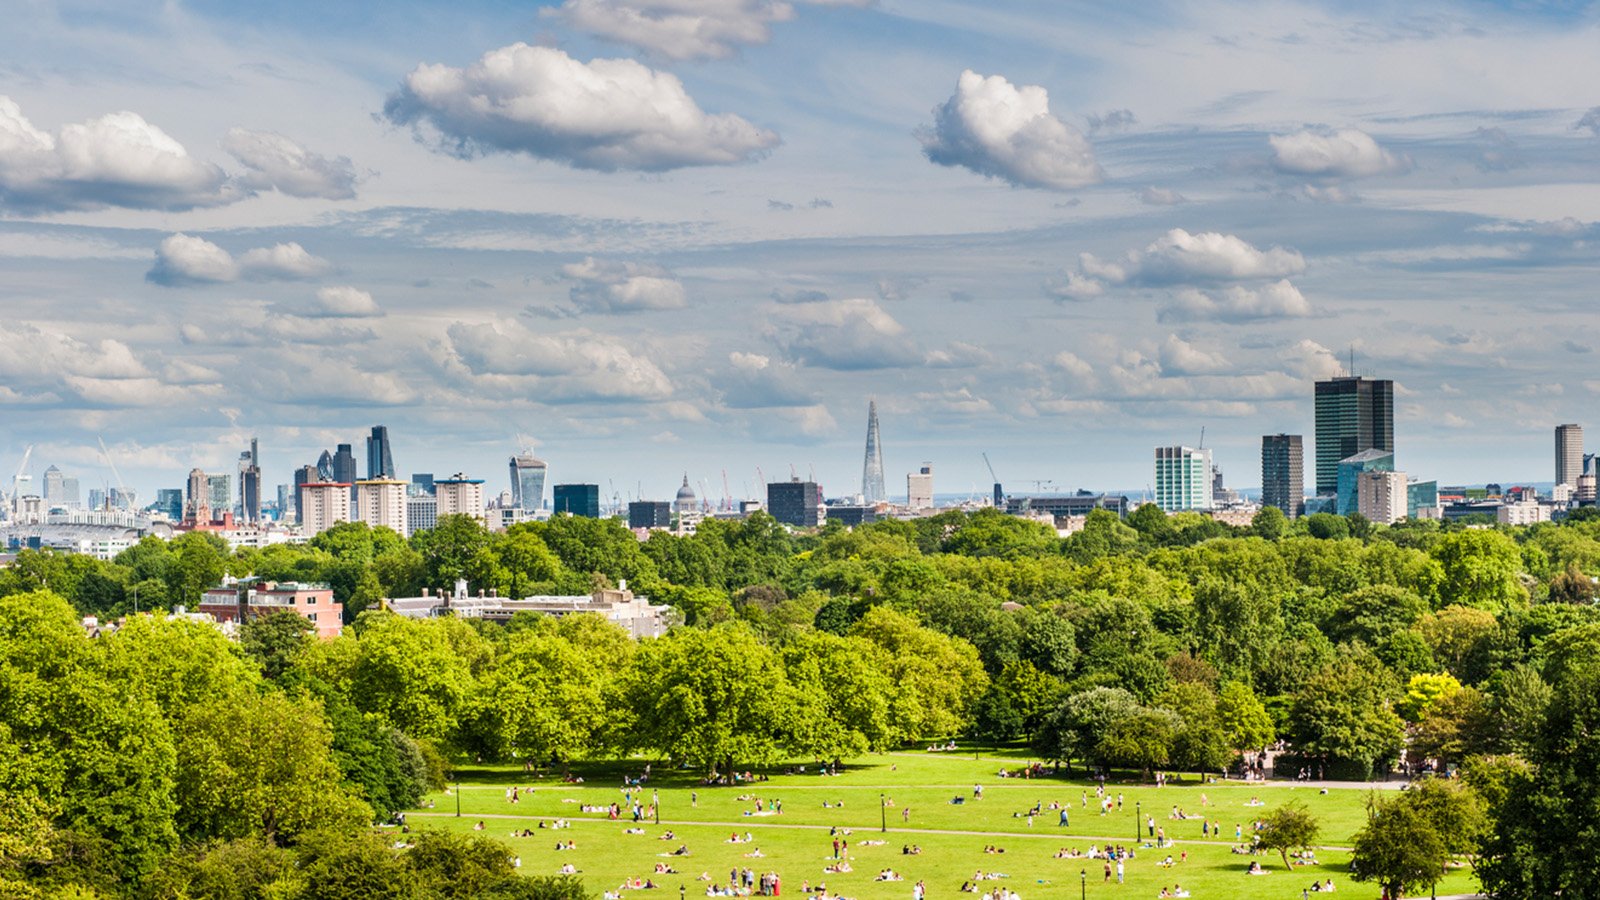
top-left (862, 400), bottom-right (886, 504)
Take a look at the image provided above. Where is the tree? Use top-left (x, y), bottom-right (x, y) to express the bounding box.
top-left (405, 830), bottom-right (516, 899)
top-left (1350, 798), bottom-right (1447, 898)
top-left (1255, 801), bottom-right (1320, 870)
top-left (460, 628), bottom-right (617, 764)
top-left (1251, 505), bottom-right (1287, 540)
top-left (1035, 686), bottom-right (1139, 767)
top-left (781, 631), bottom-right (896, 757)
top-left (1287, 656), bottom-right (1404, 778)
top-left (1396, 672), bottom-right (1463, 723)
top-left (1431, 529), bottom-right (1526, 610)
top-left (240, 609), bottom-right (314, 680)
top-left (1156, 683), bottom-right (1231, 774)
top-left (1097, 707), bottom-right (1177, 779)
top-left (1215, 681), bottom-right (1275, 755)
top-left (850, 606), bottom-right (989, 740)
top-left (1547, 561), bottom-right (1598, 604)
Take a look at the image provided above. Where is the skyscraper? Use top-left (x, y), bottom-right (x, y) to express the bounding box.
top-left (862, 400), bottom-right (886, 504)
top-left (156, 488), bottom-right (183, 521)
top-left (355, 479), bottom-right (407, 533)
top-left (241, 464), bottom-right (261, 524)
top-left (1336, 449), bottom-right (1395, 516)
top-left (1313, 376), bottom-right (1394, 495)
top-left (553, 483), bottom-right (601, 518)
top-left (187, 468), bottom-right (209, 521)
top-left (907, 464), bottom-right (933, 510)
top-left (300, 481), bottom-right (351, 536)
top-left (1260, 434), bottom-right (1304, 518)
top-left (1153, 446), bottom-right (1212, 512)
top-left (42, 466), bottom-right (64, 508)
top-left (509, 453), bottom-right (547, 512)
top-left (294, 464), bottom-right (317, 523)
top-left (367, 426), bottom-right (396, 480)
top-left (1556, 424), bottom-right (1584, 487)
top-left (767, 478), bottom-right (822, 527)
top-left (207, 474), bottom-right (231, 517)
top-left (316, 450), bottom-right (335, 481)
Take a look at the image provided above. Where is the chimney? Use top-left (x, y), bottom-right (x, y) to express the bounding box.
top-left (423, 587), bottom-right (430, 597)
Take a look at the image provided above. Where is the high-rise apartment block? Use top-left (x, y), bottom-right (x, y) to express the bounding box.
top-left (355, 478), bottom-right (407, 533)
top-left (435, 474), bottom-right (487, 523)
top-left (1356, 469), bottom-right (1408, 525)
top-left (1556, 424), bottom-right (1583, 488)
top-left (553, 483), bottom-right (601, 518)
top-left (300, 482), bottom-right (351, 536)
top-left (509, 454), bottom-right (547, 512)
top-left (1336, 449), bottom-right (1395, 516)
top-left (1260, 434), bottom-right (1304, 518)
top-left (1314, 376), bottom-right (1394, 495)
top-left (767, 479), bottom-right (822, 527)
top-left (1153, 446), bottom-right (1212, 512)
top-left (907, 464), bottom-right (933, 510)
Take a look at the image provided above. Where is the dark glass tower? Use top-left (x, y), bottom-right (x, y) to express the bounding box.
top-left (1260, 434), bottom-right (1304, 518)
top-left (862, 400), bottom-right (886, 504)
top-left (1313, 376), bottom-right (1393, 495)
top-left (553, 483), bottom-right (601, 518)
top-left (367, 426), bottom-right (396, 480)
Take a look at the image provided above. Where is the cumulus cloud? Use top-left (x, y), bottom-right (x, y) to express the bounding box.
top-left (304, 286), bottom-right (382, 318)
top-left (145, 233), bottom-right (332, 286)
top-left (1158, 335), bottom-right (1230, 375)
top-left (222, 128), bottom-right (358, 200)
top-left (446, 321), bottom-right (673, 402)
top-left (1044, 271), bottom-right (1104, 301)
top-left (561, 257), bottom-right (687, 313)
top-left (0, 96), bottom-right (233, 211)
top-left (548, 0), bottom-right (867, 61)
top-left (383, 44), bottom-right (780, 172)
top-left (1268, 128), bottom-right (1409, 178)
top-left (1079, 228), bottom-right (1306, 286)
top-left (769, 298), bottom-right (922, 370)
top-left (1279, 339), bottom-right (1344, 381)
top-left (720, 351), bottom-right (813, 408)
top-left (1159, 280), bottom-right (1313, 323)
top-left (919, 70), bottom-right (1101, 190)
top-left (924, 341), bottom-right (993, 368)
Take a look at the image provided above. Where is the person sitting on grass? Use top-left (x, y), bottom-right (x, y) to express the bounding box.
top-left (1247, 861), bottom-right (1267, 875)
top-left (559, 864), bottom-right (578, 875)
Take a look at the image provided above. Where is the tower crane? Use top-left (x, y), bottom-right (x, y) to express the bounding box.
top-left (98, 436), bottom-right (129, 506)
top-left (3, 444), bottom-right (33, 511)
top-left (982, 452), bottom-right (1003, 507)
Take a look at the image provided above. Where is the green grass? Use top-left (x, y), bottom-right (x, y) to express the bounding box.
top-left (404, 750), bottom-right (1480, 900)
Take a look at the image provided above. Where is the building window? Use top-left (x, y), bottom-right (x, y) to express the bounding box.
top-left (306, 596), bottom-right (317, 605)
top-left (308, 613), bottom-right (317, 622)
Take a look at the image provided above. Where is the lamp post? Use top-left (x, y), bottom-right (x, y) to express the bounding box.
top-left (654, 789), bottom-right (660, 825)
top-left (1135, 801), bottom-right (1141, 843)
top-left (1079, 869), bottom-right (1086, 900)
top-left (880, 793), bottom-right (887, 833)
top-left (455, 781), bottom-right (461, 818)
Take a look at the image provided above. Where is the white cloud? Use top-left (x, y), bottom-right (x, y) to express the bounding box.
top-left (1158, 335), bottom-right (1230, 375)
top-left (547, 0), bottom-right (844, 61)
top-left (1279, 339), bottom-right (1344, 381)
top-left (383, 44), bottom-right (780, 172)
top-left (1044, 271), bottom-right (1104, 301)
top-left (222, 128), bottom-right (358, 200)
top-left (561, 257), bottom-right (687, 313)
top-left (769, 298), bottom-right (921, 370)
top-left (919, 70), bottom-right (1101, 190)
top-left (1159, 279), bottom-right (1313, 323)
top-left (1079, 228), bottom-right (1306, 285)
top-left (446, 321), bottom-right (674, 402)
top-left (1269, 128), bottom-right (1408, 178)
top-left (924, 341), bottom-right (993, 368)
top-left (146, 234), bottom-right (332, 286)
top-left (305, 286), bottom-right (382, 318)
top-left (0, 96), bottom-right (233, 211)
top-left (1052, 351), bottom-right (1094, 380)
top-left (721, 351), bottom-right (812, 408)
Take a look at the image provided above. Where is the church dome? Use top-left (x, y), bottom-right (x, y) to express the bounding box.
top-left (674, 474), bottom-right (697, 513)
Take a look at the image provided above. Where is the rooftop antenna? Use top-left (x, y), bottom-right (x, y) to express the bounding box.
top-left (1198, 426), bottom-right (1206, 451)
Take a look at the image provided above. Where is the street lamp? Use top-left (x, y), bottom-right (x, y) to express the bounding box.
top-left (654, 789), bottom-right (661, 825)
top-left (1079, 869), bottom-right (1086, 900)
top-left (1135, 801), bottom-right (1141, 843)
top-left (880, 793), bottom-right (887, 833)
top-left (455, 781), bottom-right (461, 818)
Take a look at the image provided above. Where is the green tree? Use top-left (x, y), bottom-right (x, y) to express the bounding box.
top-left (1097, 707), bottom-right (1177, 779)
top-left (1215, 681), bottom-right (1275, 755)
top-left (1287, 656), bottom-right (1404, 777)
top-left (1432, 529), bottom-right (1527, 610)
top-left (405, 829), bottom-right (515, 899)
top-left (1350, 798), bottom-right (1447, 898)
top-left (781, 631), bottom-right (896, 757)
top-left (850, 606), bottom-right (989, 740)
top-left (1255, 801), bottom-right (1320, 870)
top-left (461, 626), bottom-right (618, 764)
top-left (240, 609), bottom-right (314, 680)
top-left (1396, 671), bottom-right (1463, 722)
top-left (1251, 505), bottom-right (1288, 540)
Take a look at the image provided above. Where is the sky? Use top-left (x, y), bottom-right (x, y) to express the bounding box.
top-left (2, 0), bottom-right (1599, 505)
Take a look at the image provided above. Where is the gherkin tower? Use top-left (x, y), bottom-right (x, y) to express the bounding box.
top-left (862, 400), bottom-right (886, 504)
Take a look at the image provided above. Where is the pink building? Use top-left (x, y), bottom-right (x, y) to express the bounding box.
top-left (199, 579), bottom-right (344, 639)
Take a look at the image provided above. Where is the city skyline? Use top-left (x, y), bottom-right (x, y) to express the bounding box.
top-left (3, 2), bottom-right (1599, 495)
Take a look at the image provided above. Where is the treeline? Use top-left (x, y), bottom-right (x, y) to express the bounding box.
top-left (9, 506), bottom-right (1600, 895)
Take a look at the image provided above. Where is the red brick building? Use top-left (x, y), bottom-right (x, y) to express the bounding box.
top-left (199, 578), bottom-right (344, 639)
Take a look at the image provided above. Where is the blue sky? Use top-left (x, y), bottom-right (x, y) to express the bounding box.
top-left (1, 0), bottom-right (1598, 504)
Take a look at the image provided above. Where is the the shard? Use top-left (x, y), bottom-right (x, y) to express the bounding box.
top-left (862, 400), bottom-right (886, 504)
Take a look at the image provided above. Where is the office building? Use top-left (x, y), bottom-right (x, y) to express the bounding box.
top-left (1356, 469), bottom-right (1408, 525)
top-left (824, 503), bottom-right (877, 526)
top-left (293, 464), bottom-right (317, 523)
top-left (1314, 376), bottom-right (1394, 495)
top-left (862, 400), bottom-right (886, 504)
top-left (155, 488), bottom-right (183, 521)
top-left (109, 487), bottom-right (135, 510)
top-left (240, 464), bottom-right (261, 524)
top-left (60, 476), bottom-right (79, 508)
top-left (1336, 449), bottom-right (1395, 516)
top-left (356, 479), bottom-right (408, 533)
top-left (87, 488), bottom-right (106, 511)
top-left (331, 444), bottom-right (357, 486)
top-left (1003, 492), bottom-right (1131, 518)
top-left (629, 500), bottom-right (671, 529)
top-left (275, 484), bottom-right (292, 522)
top-left (299, 482), bottom-right (351, 536)
top-left (405, 494), bottom-right (438, 537)
top-left (1260, 434), bottom-right (1304, 518)
top-left (907, 465), bottom-right (934, 510)
top-left (187, 468), bottom-right (209, 521)
top-left (767, 479), bottom-right (822, 527)
top-left (1499, 501), bottom-right (1551, 526)
top-left (435, 474), bottom-right (487, 523)
top-left (509, 454), bottom-right (547, 512)
top-left (207, 474), bottom-right (231, 517)
top-left (384, 582), bottom-right (672, 639)
top-left (411, 473), bottom-right (436, 496)
top-left (1557, 424), bottom-right (1584, 488)
top-left (553, 483), bottom-right (601, 518)
top-left (1153, 446), bottom-right (1212, 512)
top-left (42, 466), bottom-right (64, 508)
top-left (367, 426), bottom-right (396, 480)
top-left (1407, 481), bottom-right (1440, 519)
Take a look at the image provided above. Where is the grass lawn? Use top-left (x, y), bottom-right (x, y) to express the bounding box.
top-left (404, 749), bottom-right (1480, 900)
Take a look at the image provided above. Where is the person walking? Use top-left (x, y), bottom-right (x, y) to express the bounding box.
top-left (1059, 808), bottom-right (1069, 827)
top-left (1115, 860), bottom-right (1124, 884)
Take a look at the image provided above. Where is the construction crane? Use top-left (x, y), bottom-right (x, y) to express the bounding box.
top-left (2, 444), bottom-right (33, 517)
top-left (1198, 426), bottom-right (1206, 450)
top-left (699, 479), bottom-right (714, 513)
top-left (98, 436), bottom-right (130, 507)
top-left (721, 469), bottom-right (732, 511)
top-left (982, 452), bottom-right (1003, 507)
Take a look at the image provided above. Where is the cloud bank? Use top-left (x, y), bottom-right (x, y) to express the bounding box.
top-left (920, 70), bottom-right (1101, 190)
